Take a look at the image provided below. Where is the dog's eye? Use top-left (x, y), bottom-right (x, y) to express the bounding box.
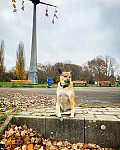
top-left (69, 76), bottom-right (71, 78)
top-left (64, 76), bottom-right (67, 78)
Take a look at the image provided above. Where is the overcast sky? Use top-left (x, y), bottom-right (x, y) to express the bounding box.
top-left (0, 0), bottom-right (120, 72)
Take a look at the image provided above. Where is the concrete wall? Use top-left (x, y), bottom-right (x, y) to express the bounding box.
top-left (85, 120), bottom-right (120, 148)
top-left (12, 116), bottom-right (84, 143)
top-left (12, 116), bottom-right (120, 148)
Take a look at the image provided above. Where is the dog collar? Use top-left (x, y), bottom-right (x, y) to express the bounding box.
top-left (60, 83), bottom-right (70, 88)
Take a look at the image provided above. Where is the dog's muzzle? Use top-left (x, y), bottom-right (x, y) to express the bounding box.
top-left (65, 79), bottom-right (70, 83)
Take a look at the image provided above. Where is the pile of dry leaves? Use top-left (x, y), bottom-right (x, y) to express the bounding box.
top-left (0, 91), bottom-right (56, 112)
top-left (0, 124), bottom-right (115, 150)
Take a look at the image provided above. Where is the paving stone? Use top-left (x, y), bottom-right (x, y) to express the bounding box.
top-left (90, 108), bottom-right (100, 112)
top-left (31, 113), bottom-right (41, 116)
top-left (36, 108), bottom-right (47, 113)
top-left (96, 115), bottom-right (119, 121)
top-left (107, 108), bottom-right (120, 111)
top-left (47, 107), bottom-right (53, 110)
top-left (91, 108), bottom-right (108, 112)
top-left (75, 114), bottom-right (95, 119)
top-left (75, 108), bottom-right (88, 111)
top-left (75, 110), bottom-right (88, 114)
top-left (45, 110), bottom-right (55, 113)
top-left (87, 111), bottom-right (104, 115)
top-left (103, 111), bottom-right (120, 115)
top-left (18, 112), bottom-right (31, 115)
top-left (40, 113), bottom-right (50, 117)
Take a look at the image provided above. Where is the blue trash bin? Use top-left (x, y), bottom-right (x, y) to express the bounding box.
top-left (47, 77), bottom-right (52, 88)
top-left (115, 80), bottom-right (119, 86)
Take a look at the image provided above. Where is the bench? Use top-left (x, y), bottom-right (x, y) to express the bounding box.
top-left (72, 81), bottom-right (87, 86)
top-left (10, 80), bottom-right (32, 87)
top-left (97, 81), bottom-right (111, 86)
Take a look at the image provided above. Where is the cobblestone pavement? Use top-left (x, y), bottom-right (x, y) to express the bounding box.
top-left (16, 106), bottom-right (120, 121)
top-left (0, 87), bottom-right (120, 106)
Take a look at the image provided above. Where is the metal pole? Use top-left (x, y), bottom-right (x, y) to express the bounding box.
top-left (28, 0), bottom-right (57, 84)
top-left (28, 3), bottom-right (38, 84)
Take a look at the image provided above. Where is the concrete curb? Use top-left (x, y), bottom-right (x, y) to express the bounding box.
top-left (0, 115), bottom-right (13, 140)
top-left (85, 119), bottom-right (120, 148)
top-left (12, 116), bottom-right (120, 149)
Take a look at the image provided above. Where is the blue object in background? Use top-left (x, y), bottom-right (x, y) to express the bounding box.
top-left (47, 77), bottom-right (52, 88)
top-left (115, 80), bottom-right (119, 86)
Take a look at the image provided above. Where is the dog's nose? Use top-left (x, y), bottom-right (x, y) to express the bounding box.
top-left (67, 79), bottom-right (70, 83)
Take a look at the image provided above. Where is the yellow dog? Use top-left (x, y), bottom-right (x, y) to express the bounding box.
top-left (56, 69), bottom-right (75, 118)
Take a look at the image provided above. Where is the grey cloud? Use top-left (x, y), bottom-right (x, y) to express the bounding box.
top-left (0, 0), bottom-right (120, 71)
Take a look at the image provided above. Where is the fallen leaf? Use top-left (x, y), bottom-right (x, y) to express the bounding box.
top-left (77, 142), bottom-right (83, 149)
top-left (57, 141), bottom-right (63, 147)
top-left (14, 147), bottom-right (21, 150)
top-left (27, 144), bottom-right (34, 150)
top-left (23, 125), bottom-right (27, 130)
top-left (22, 145), bottom-right (27, 150)
top-left (39, 146), bottom-right (44, 150)
top-left (46, 140), bottom-right (52, 147)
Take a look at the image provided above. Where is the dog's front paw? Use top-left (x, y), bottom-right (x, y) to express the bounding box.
top-left (69, 114), bottom-right (74, 118)
top-left (57, 114), bottom-right (62, 118)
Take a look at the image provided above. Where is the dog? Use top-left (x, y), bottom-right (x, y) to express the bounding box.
top-left (56, 69), bottom-right (75, 118)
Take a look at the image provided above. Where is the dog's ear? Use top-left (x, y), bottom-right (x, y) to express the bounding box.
top-left (58, 69), bottom-right (62, 75)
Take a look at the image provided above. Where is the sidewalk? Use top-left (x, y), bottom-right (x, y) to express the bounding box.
top-left (16, 106), bottom-right (120, 121)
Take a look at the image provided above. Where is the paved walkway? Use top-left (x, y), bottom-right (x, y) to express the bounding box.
top-left (17, 106), bottom-right (120, 121)
top-left (1, 87), bottom-right (120, 106)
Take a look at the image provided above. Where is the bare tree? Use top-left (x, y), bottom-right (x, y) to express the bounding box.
top-left (105, 55), bottom-right (118, 83)
top-left (86, 56), bottom-right (106, 83)
top-left (82, 63), bottom-right (91, 83)
top-left (0, 40), bottom-right (5, 81)
top-left (36, 55), bottom-right (119, 84)
top-left (95, 56), bottom-right (106, 81)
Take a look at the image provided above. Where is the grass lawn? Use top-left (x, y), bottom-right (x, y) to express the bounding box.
top-left (0, 82), bottom-right (58, 88)
top-left (0, 82), bottom-right (120, 88)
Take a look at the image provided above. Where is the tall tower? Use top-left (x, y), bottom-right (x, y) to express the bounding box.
top-left (28, 0), bottom-right (57, 84)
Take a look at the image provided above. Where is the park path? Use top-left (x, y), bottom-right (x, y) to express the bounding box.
top-left (0, 87), bottom-right (120, 107)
